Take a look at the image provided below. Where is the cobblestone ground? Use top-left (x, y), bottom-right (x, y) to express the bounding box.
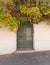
top-left (0, 51), bottom-right (50, 65)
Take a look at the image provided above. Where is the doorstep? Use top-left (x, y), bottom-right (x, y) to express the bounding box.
top-left (15, 50), bottom-right (35, 53)
top-left (13, 50), bottom-right (50, 54)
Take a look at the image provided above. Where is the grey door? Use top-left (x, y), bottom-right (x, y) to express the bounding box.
top-left (17, 23), bottom-right (33, 50)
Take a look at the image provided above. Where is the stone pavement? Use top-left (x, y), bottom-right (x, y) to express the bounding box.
top-left (0, 51), bottom-right (50, 65)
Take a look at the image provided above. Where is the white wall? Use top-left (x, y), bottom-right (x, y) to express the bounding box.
top-left (34, 22), bottom-right (50, 51)
top-left (0, 27), bottom-right (17, 55)
top-left (1, 22), bottom-right (50, 55)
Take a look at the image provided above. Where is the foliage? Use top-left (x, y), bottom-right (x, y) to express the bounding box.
top-left (20, 4), bottom-right (42, 22)
top-left (39, 1), bottom-right (50, 15)
top-left (20, 0), bottom-right (50, 23)
top-left (5, 0), bottom-right (16, 11)
top-left (0, 2), bottom-right (20, 32)
top-left (0, 0), bottom-right (50, 32)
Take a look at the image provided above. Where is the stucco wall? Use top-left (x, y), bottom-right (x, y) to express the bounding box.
top-left (1, 22), bottom-right (50, 55)
top-left (0, 27), bottom-right (17, 55)
top-left (34, 22), bottom-right (50, 51)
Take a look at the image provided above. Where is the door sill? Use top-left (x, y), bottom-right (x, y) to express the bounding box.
top-left (15, 50), bottom-right (34, 53)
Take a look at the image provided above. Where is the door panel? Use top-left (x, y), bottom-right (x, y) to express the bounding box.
top-left (17, 23), bottom-right (33, 50)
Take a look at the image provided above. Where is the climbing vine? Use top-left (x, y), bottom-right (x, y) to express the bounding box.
top-left (0, 0), bottom-right (50, 32)
top-left (0, 1), bottom-right (20, 32)
top-left (20, 0), bottom-right (50, 23)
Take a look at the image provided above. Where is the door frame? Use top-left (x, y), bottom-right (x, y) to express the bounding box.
top-left (16, 23), bottom-right (34, 50)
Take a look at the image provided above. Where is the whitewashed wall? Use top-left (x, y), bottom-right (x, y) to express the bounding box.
top-left (0, 27), bottom-right (17, 55)
top-left (34, 22), bottom-right (50, 51)
top-left (1, 22), bottom-right (50, 55)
